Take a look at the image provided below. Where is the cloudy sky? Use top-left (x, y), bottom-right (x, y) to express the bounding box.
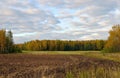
top-left (0, 0), bottom-right (120, 43)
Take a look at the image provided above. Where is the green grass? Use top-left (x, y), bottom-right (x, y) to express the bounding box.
top-left (6, 51), bottom-right (120, 78)
top-left (23, 51), bottom-right (100, 55)
top-left (23, 51), bottom-right (120, 62)
top-left (79, 52), bottom-right (120, 62)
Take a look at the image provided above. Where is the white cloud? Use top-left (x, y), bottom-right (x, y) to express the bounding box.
top-left (0, 0), bottom-right (120, 43)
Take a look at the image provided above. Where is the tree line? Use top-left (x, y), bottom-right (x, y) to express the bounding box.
top-left (103, 25), bottom-right (120, 52)
top-left (17, 25), bottom-right (120, 52)
top-left (17, 40), bottom-right (106, 51)
top-left (0, 25), bottom-right (120, 53)
top-left (0, 29), bottom-right (21, 53)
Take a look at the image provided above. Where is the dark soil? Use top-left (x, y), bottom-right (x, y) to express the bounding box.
top-left (0, 54), bottom-right (120, 78)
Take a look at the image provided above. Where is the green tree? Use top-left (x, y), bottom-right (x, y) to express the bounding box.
top-left (103, 25), bottom-right (120, 52)
top-left (20, 40), bottom-right (105, 51)
top-left (6, 30), bottom-right (14, 53)
top-left (0, 29), bottom-right (21, 53)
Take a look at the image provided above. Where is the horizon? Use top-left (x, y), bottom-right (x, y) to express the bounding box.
top-left (15, 39), bottom-right (107, 44)
top-left (0, 0), bottom-right (120, 43)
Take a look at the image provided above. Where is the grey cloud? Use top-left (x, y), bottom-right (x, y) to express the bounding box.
top-left (0, 0), bottom-right (120, 43)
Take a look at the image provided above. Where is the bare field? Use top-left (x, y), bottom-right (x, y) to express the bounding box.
top-left (0, 52), bottom-right (120, 78)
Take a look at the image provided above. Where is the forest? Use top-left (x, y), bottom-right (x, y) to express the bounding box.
top-left (17, 25), bottom-right (120, 52)
top-left (0, 25), bottom-right (120, 53)
top-left (0, 25), bottom-right (120, 78)
top-left (0, 30), bottom-right (21, 53)
top-left (18, 40), bottom-right (106, 51)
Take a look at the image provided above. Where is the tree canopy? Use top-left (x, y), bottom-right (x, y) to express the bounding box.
top-left (17, 40), bottom-right (106, 51)
top-left (0, 29), bottom-right (21, 53)
top-left (103, 25), bottom-right (120, 52)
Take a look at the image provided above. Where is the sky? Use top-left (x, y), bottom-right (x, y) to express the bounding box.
top-left (0, 0), bottom-right (120, 43)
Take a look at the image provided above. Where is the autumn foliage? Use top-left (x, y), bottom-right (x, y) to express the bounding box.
top-left (18, 40), bottom-right (106, 51)
top-left (103, 25), bottom-right (120, 52)
top-left (0, 29), bottom-right (21, 53)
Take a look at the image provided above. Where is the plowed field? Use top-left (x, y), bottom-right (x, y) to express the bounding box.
top-left (0, 54), bottom-right (120, 78)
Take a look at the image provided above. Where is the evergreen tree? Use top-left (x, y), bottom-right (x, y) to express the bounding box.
top-left (6, 30), bottom-right (14, 53)
top-left (19, 40), bottom-right (105, 51)
top-left (0, 29), bottom-right (21, 53)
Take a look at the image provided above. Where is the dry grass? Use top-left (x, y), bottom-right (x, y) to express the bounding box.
top-left (0, 51), bottom-right (120, 78)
